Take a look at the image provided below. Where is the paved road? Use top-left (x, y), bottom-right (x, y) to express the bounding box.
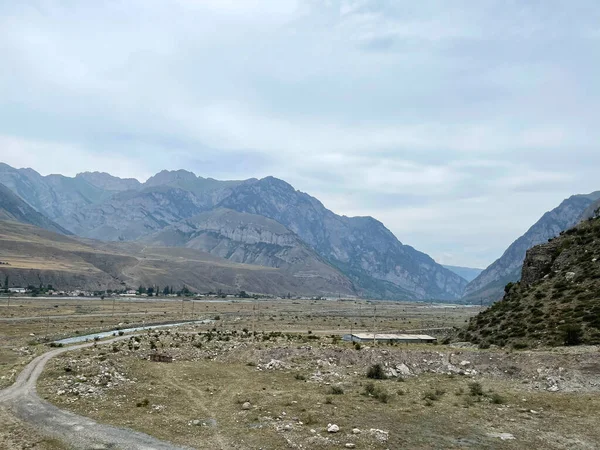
top-left (0, 337), bottom-right (190, 450)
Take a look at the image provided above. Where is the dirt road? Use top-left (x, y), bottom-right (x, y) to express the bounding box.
top-left (0, 337), bottom-right (190, 450)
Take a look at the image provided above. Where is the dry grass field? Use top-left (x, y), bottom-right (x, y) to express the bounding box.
top-left (4, 297), bottom-right (600, 449)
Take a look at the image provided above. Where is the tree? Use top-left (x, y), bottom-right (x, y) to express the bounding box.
top-left (137, 285), bottom-right (146, 295)
top-left (163, 286), bottom-right (171, 296)
top-left (147, 286), bottom-right (154, 296)
top-left (3, 275), bottom-right (8, 293)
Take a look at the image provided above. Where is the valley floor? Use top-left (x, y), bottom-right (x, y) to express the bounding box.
top-left (2, 298), bottom-right (599, 449)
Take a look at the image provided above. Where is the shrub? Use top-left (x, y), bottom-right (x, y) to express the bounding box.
top-left (562, 324), bottom-right (583, 346)
top-left (328, 386), bottom-right (344, 395)
top-left (490, 393), bottom-right (505, 404)
top-left (136, 398), bottom-right (150, 407)
top-left (468, 382), bottom-right (484, 397)
top-left (423, 389), bottom-right (445, 402)
top-left (367, 363), bottom-right (386, 380)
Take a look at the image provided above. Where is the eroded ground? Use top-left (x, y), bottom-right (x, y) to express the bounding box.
top-left (37, 330), bottom-right (600, 449)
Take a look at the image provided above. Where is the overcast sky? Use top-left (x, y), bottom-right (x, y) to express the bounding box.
top-left (1, 1), bottom-right (599, 269)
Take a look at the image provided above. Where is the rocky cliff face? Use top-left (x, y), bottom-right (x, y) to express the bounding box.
top-left (56, 187), bottom-right (221, 241)
top-left (0, 183), bottom-right (72, 235)
top-left (463, 192), bottom-right (600, 304)
top-left (463, 215), bottom-right (600, 347)
top-left (143, 208), bottom-right (356, 296)
top-left (0, 163), bottom-right (110, 220)
top-left (217, 177), bottom-right (467, 300)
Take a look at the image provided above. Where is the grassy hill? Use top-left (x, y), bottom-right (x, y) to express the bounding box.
top-left (462, 214), bottom-right (600, 348)
top-left (0, 220), bottom-right (355, 297)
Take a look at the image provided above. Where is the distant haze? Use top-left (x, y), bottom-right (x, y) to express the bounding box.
top-left (1, 1), bottom-right (599, 268)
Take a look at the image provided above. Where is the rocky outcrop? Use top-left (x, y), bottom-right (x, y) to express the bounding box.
top-left (463, 192), bottom-right (600, 304)
top-left (0, 183), bottom-right (72, 235)
top-left (143, 208), bottom-right (356, 296)
top-left (464, 216), bottom-right (600, 347)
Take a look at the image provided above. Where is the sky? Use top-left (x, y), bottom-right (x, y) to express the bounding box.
top-left (1, 0), bottom-right (599, 269)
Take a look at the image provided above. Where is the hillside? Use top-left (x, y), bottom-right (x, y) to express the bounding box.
top-left (464, 192), bottom-right (600, 304)
top-left (0, 220), bottom-right (355, 297)
top-left (0, 183), bottom-right (72, 235)
top-left (217, 177), bottom-right (467, 300)
top-left (463, 215), bottom-right (600, 348)
top-left (142, 208), bottom-right (356, 294)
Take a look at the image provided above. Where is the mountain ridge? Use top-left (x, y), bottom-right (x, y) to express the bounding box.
top-left (0, 163), bottom-right (465, 300)
top-left (463, 192), bottom-right (600, 304)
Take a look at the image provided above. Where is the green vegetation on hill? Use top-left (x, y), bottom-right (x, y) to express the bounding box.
top-left (462, 215), bottom-right (600, 348)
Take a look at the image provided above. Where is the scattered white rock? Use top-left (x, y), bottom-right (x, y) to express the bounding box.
top-left (369, 429), bottom-right (389, 442)
top-left (488, 432), bottom-right (516, 441)
top-left (352, 428), bottom-right (361, 434)
top-left (327, 424), bottom-right (340, 433)
top-left (345, 444), bottom-right (356, 448)
top-left (242, 402), bottom-right (252, 410)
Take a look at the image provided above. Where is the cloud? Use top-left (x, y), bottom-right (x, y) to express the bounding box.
top-left (0, 0), bottom-right (599, 267)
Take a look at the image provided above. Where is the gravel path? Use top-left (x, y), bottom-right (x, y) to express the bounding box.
top-left (0, 337), bottom-right (190, 450)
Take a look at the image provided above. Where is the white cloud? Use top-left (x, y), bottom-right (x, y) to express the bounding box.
top-left (0, 0), bottom-right (599, 268)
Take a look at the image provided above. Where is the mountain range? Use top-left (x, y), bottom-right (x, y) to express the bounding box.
top-left (0, 163), bottom-right (465, 300)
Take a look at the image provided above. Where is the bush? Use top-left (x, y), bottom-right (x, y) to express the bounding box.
top-left (136, 398), bottom-right (150, 407)
top-left (362, 382), bottom-right (390, 403)
top-left (367, 363), bottom-right (386, 380)
top-left (468, 382), bottom-right (484, 397)
top-left (490, 393), bottom-right (505, 404)
top-left (423, 389), bottom-right (445, 402)
top-left (328, 386), bottom-right (344, 395)
top-left (562, 324), bottom-right (583, 346)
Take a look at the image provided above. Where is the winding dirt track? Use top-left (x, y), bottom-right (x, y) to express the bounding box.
top-left (0, 337), bottom-right (190, 450)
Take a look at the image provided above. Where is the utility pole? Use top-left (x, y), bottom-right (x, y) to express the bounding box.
top-left (252, 304), bottom-right (256, 339)
top-left (112, 297), bottom-right (116, 317)
top-left (191, 300), bottom-right (195, 319)
top-left (181, 298), bottom-right (184, 319)
top-left (373, 305), bottom-right (377, 346)
top-left (45, 315), bottom-right (50, 339)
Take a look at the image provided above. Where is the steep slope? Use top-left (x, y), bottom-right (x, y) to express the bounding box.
top-left (0, 163), bottom-right (111, 220)
top-left (464, 192), bottom-right (600, 304)
top-left (55, 186), bottom-right (220, 241)
top-left (463, 215), bottom-right (600, 348)
top-left (0, 183), bottom-right (72, 235)
top-left (442, 265), bottom-right (482, 283)
top-left (142, 208), bottom-right (356, 296)
top-left (0, 220), bottom-right (353, 297)
top-left (217, 177), bottom-right (467, 300)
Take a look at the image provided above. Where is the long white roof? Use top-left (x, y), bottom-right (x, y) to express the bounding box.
top-left (350, 333), bottom-right (436, 340)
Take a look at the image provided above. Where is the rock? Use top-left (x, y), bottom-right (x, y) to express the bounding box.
top-left (487, 432), bottom-right (515, 441)
top-left (352, 428), bottom-right (361, 434)
top-left (242, 402), bottom-right (252, 410)
top-left (547, 385), bottom-right (559, 392)
top-left (369, 429), bottom-right (389, 442)
top-left (327, 424), bottom-right (340, 433)
top-left (566, 272), bottom-right (576, 281)
top-left (191, 420), bottom-right (201, 426)
top-left (345, 444), bottom-right (356, 448)
top-left (396, 363), bottom-right (411, 376)
top-left (460, 361), bottom-right (471, 366)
